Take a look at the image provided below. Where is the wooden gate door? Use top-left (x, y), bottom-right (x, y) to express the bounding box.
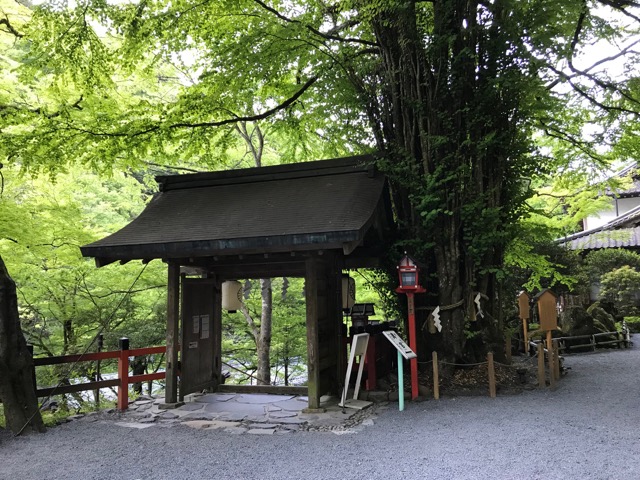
top-left (180, 277), bottom-right (221, 400)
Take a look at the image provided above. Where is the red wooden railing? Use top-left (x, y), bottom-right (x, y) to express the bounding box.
top-left (32, 338), bottom-right (166, 411)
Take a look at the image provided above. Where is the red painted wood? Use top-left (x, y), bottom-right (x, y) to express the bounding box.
top-left (127, 372), bottom-right (165, 384)
top-left (117, 349), bottom-right (129, 411)
top-left (32, 346), bottom-right (166, 367)
top-left (407, 292), bottom-right (418, 400)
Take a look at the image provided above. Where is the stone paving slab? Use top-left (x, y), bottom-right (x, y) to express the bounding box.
top-left (179, 402), bottom-right (206, 411)
top-left (268, 411), bottom-right (296, 418)
top-left (272, 398), bottom-right (309, 412)
top-left (204, 401), bottom-right (266, 416)
top-left (235, 394), bottom-right (294, 404)
top-left (194, 393), bottom-right (237, 403)
top-left (246, 423), bottom-right (279, 429)
top-left (110, 392), bottom-right (378, 435)
top-left (181, 412), bottom-right (221, 421)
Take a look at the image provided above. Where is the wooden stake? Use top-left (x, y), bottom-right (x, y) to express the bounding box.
top-left (537, 343), bottom-right (545, 388)
top-left (553, 340), bottom-right (560, 380)
top-left (432, 351), bottom-right (440, 400)
top-left (522, 318), bottom-right (529, 354)
top-left (546, 331), bottom-right (555, 390)
top-left (487, 352), bottom-right (496, 398)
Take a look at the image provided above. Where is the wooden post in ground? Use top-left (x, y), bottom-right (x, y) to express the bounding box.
top-left (305, 257), bottom-right (321, 410)
top-left (546, 331), bottom-right (555, 389)
top-left (432, 351), bottom-right (439, 400)
top-left (487, 352), bottom-right (496, 398)
top-left (537, 343), bottom-right (545, 388)
top-left (553, 339), bottom-right (560, 381)
top-left (165, 262), bottom-right (180, 405)
top-left (117, 337), bottom-right (130, 411)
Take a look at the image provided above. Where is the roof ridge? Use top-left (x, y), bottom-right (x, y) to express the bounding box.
top-left (559, 203), bottom-right (640, 244)
top-left (156, 154), bottom-right (377, 191)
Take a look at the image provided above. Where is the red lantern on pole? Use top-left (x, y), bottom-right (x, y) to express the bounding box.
top-left (396, 253), bottom-right (426, 400)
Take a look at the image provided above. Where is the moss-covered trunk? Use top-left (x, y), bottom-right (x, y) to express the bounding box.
top-left (0, 255), bottom-right (45, 435)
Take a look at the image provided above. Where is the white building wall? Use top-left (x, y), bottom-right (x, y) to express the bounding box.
top-left (583, 196), bottom-right (640, 231)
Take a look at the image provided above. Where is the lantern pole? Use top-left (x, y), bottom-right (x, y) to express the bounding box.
top-left (407, 291), bottom-right (419, 400)
top-left (396, 252), bottom-right (426, 401)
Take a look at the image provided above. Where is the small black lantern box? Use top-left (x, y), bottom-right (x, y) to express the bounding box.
top-left (349, 303), bottom-right (376, 336)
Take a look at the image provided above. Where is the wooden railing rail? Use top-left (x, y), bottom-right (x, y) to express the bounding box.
top-left (31, 338), bottom-right (166, 411)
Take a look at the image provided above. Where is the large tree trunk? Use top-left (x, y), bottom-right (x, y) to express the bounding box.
top-left (255, 278), bottom-right (272, 385)
top-left (0, 255), bottom-right (45, 435)
top-left (367, 0), bottom-right (528, 365)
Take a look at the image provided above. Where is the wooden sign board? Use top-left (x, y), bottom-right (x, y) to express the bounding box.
top-left (518, 291), bottom-right (530, 320)
top-left (383, 330), bottom-right (417, 360)
top-left (536, 289), bottom-right (558, 331)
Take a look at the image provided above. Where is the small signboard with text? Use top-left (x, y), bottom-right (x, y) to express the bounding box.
top-left (383, 330), bottom-right (417, 359)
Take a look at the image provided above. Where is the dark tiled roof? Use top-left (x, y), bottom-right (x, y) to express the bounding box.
top-left (565, 227), bottom-right (640, 250)
top-left (81, 155), bottom-right (391, 263)
top-left (560, 203), bottom-right (640, 251)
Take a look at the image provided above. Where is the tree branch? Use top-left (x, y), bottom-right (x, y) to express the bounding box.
top-left (251, 0), bottom-right (378, 47)
top-left (0, 16), bottom-right (23, 38)
top-left (596, 0), bottom-right (640, 23)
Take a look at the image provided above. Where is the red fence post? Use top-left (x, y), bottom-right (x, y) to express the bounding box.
top-left (117, 337), bottom-right (130, 411)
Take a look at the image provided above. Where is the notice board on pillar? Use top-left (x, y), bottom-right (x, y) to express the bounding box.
top-left (180, 277), bottom-right (221, 399)
top-left (536, 289), bottom-right (558, 331)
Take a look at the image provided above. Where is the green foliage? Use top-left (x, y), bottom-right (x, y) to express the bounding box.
top-left (583, 249), bottom-right (640, 283)
top-left (222, 278), bottom-right (308, 385)
top-left (0, 163), bottom-right (166, 402)
top-left (600, 266), bottom-right (640, 317)
top-left (623, 316), bottom-right (640, 333)
top-left (2, 0), bottom-right (640, 365)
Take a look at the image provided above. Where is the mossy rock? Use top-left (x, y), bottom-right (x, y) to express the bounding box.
top-left (587, 304), bottom-right (617, 333)
top-left (560, 306), bottom-right (594, 336)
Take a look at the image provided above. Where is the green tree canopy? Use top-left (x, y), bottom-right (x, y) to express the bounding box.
top-left (2, 0), bottom-right (640, 364)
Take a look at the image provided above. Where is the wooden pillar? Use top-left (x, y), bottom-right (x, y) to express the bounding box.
top-left (546, 331), bottom-right (555, 390)
top-left (537, 343), bottom-right (545, 388)
top-left (305, 257), bottom-right (320, 410)
top-left (553, 339), bottom-right (560, 381)
top-left (432, 351), bottom-right (439, 400)
top-left (487, 352), bottom-right (496, 398)
top-left (165, 262), bottom-right (180, 405)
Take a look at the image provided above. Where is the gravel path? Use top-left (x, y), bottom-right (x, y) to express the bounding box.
top-left (2, 345), bottom-right (640, 480)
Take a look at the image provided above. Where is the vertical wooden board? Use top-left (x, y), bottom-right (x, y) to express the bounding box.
top-left (537, 343), bottom-right (545, 388)
top-left (537, 290), bottom-right (558, 331)
top-left (518, 291), bottom-right (530, 319)
top-left (305, 257), bottom-right (320, 409)
top-left (165, 262), bottom-right (180, 405)
top-left (319, 262), bottom-right (341, 394)
top-left (487, 352), bottom-right (496, 398)
top-left (180, 277), bottom-right (218, 399)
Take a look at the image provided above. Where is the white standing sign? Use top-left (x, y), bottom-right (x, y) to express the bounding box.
top-left (339, 333), bottom-right (372, 409)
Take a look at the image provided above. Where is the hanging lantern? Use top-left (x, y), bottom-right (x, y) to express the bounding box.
top-left (222, 280), bottom-right (243, 312)
top-left (396, 252), bottom-right (424, 292)
top-left (342, 274), bottom-right (356, 311)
